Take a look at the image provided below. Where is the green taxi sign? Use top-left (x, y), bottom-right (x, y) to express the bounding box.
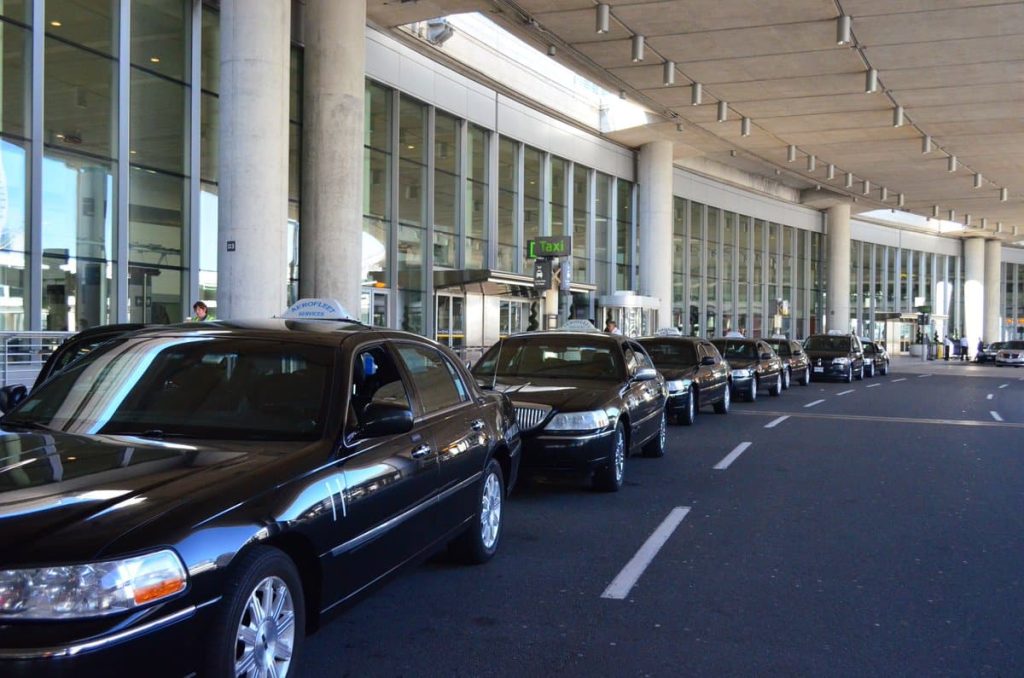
top-left (527, 236), bottom-right (571, 259)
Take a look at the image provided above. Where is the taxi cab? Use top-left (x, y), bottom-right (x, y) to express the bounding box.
top-left (0, 300), bottom-right (520, 678)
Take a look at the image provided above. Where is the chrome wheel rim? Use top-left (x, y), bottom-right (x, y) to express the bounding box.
top-left (480, 471), bottom-right (502, 549)
top-left (783, 369), bottom-right (790, 388)
top-left (659, 411), bottom-right (667, 448)
top-left (235, 576), bottom-right (295, 678)
top-left (613, 428), bottom-right (625, 483)
top-left (688, 388), bottom-right (695, 421)
top-left (723, 384), bottom-right (730, 409)
top-left (777, 374), bottom-right (782, 392)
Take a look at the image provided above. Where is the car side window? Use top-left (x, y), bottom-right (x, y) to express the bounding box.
top-left (396, 344), bottom-right (468, 415)
top-left (350, 345), bottom-right (411, 429)
top-left (628, 343), bottom-right (652, 369)
top-left (622, 345), bottom-right (639, 373)
top-left (703, 343), bottom-right (721, 362)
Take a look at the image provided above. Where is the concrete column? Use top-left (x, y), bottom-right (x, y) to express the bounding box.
top-left (826, 203), bottom-right (851, 333)
top-left (963, 237), bottom-right (985, 357)
top-left (217, 0), bottom-right (291, 319)
top-left (637, 141), bottom-right (674, 328)
top-left (984, 239), bottom-right (1002, 342)
top-left (300, 0), bottom-right (365, 315)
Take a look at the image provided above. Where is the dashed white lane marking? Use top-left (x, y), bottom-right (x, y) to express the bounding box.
top-left (714, 442), bottom-right (753, 470)
top-left (987, 394), bottom-right (994, 400)
top-left (601, 507), bottom-right (690, 600)
top-left (867, 383), bottom-right (881, 388)
top-left (892, 378), bottom-right (907, 382)
top-left (837, 389), bottom-right (855, 396)
top-left (804, 399), bottom-right (825, 408)
top-left (918, 374), bottom-right (932, 378)
top-left (991, 411), bottom-right (1004, 422)
top-left (764, 415), bottom-right (789, 429)
top-left (999, 383), bottom-right (1009, 389)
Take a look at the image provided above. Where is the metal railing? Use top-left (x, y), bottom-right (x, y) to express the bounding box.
top-left (0, 331), bottom-right (74, 388)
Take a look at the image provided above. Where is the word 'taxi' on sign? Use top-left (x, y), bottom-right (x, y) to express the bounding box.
top-left (527, 236), bottom-right (571, 259)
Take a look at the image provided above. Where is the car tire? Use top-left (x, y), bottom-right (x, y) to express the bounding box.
top-left (643, 410), bottom-right (667, 458)
top-left (713, 382), bottom-right (730, 414)
top-left (769, 373), bottom-right (782, 397)
top-left (593, 422), bottom-right (626, 492)
top-left (865, 363), bottom-right (874, 378)
top-left (855, 365), bottom-right (864, 381)
top-left (782, 367), bottom-right (791, 390)
top-left (845, 366), bottom-right (853, 383)
top-left (451, 458), bottom-right (505, 564)
top-left (800, 367), bottom-right (811, 386)
top-left (881, 361), bottom-right (889, 376)
top-left (679, 387), bottom-right (697, 426)
top-left (747, 377), bottom-right (758, 402)
top-left (206, 546), bottom-right (305, 678)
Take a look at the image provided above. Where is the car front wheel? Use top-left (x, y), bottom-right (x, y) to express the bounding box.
top-left (713, 382), bottom-right (730, 414)
top-left (452, 458), bottom-right (505, 563)
top-left (747, 377), bottom-right (758, 402)
top-left (679, 387), bottom-right (697, 426)
top-left (845, 366), bottom-right (854, 383)
top-left (800, 367), bottom-right (811, 386)
top-left (208, 546), bottom-right (305, 678)
top-left (593, 422), bottom-right (626, 492)
top-left (643, 410), bottom-right (667, 458)
top-left (769, 372), bottom-right (783, 396)
top-left (782, 368), bottom-right (791, 390)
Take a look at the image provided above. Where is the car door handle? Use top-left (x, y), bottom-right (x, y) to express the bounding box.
top-left (470, 419), bottom-right (486, 432)
top-left (411, 444), bottom-right (432, 459)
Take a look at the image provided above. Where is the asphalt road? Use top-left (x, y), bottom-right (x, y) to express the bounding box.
top-left (303, 366), bottom-right (1024, 677)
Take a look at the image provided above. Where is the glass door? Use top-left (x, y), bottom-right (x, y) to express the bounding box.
top-left (360, 288), bottom-right (389, 327)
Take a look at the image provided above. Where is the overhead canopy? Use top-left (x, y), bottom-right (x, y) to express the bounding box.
top-left (433, 268), bottom-right (598, 296)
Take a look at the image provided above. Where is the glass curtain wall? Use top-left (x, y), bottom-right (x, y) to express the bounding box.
top-left (615, 179), bottom-right (633, 291)
top-left (0, 7), bottom-right (30, 329)
top-left (496, 137), bottom-right (517, 272)
top-left (594, 173), bottom-right (611, 292)
top-left (465, 124), bottom-right (487, 268)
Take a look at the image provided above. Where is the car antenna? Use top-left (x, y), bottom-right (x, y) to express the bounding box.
top-left (491, 337), bottom-right (504, 392)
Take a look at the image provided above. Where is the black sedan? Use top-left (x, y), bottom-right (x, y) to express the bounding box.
top-left (804, 333), bottom-right (866, 382)
top-left (977, 341), bottom-right (1006, 364)
top-left (472, 331), bottom-right (667, 492)
top-left (765, 337), bottom-right (811, 389)
top-left (0, 314), bottom-right (520, 677)
top-left (711, 338), bottom-right (784, 402)
top-left (637, 335), bottom-right (730, 425)
top-left (861, 339), bottom-right (891, 376)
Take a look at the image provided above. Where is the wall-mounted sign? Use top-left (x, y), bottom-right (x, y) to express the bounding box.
top-left (527, 236), bottom-right (571, 259)
top-left (533, 259), bottom-right (552, 289)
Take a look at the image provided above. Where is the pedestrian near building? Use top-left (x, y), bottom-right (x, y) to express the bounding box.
top-left (944, 335), bottom-right (952, 361)
top-left (191, 300), bottom-right (214, 322)
top-left (959, 335), bottom-right (969, 361)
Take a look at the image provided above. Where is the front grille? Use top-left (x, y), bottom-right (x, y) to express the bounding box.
top-left (513, 405), bottom-right (551, 432)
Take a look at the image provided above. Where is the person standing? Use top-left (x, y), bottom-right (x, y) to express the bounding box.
top-left (604, 319), bottom-right (622, 335)
top-left (191, 300), bottom-right (214, 322)
top-left (959, 335), bottom-right (969, 361)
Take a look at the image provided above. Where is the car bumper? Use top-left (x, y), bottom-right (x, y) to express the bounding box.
top-left (0, 599), bottom-right (216, 677)
top-left (665, 390), bottom-right (692, 416)
top-left (995, 355), bottom-right (1024, 366)
top-left (521, 428), bottom-right (616, 473)
top-left (729, 375), bottom-right (755, 393)
top-left (809, 364), bottom-right (851, 380)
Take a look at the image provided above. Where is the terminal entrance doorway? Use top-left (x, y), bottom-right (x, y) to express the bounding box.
top-left (360, 287), bottom-right (389, 327)
top-left (598, 292), bottom-right (660, 338)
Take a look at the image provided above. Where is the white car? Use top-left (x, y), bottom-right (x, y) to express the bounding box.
top-left (995, 341), bottom-right (1024, 367)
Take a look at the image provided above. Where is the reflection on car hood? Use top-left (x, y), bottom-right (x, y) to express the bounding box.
top-left (0, 428), bottom-right (287, 564)
top-left (658, 366), bottom-right (699, 381)
top-left (805, 349), bottom-right (852, 360)
top-left (491, 377), bottom-right (616, 412)
top-left (725, 358), bottom-right (756, 370)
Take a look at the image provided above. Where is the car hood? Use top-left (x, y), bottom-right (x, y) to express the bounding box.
top-left (0, 428), bottom-right (292, 566)
top-left (724, 357), bottom-right (757, 370)
top-left (488, 377), bottom-right (618, 413)
top-left (657, 365), bottom-right (700, 381)
top-left (805, 350), bottom-right (853, 361)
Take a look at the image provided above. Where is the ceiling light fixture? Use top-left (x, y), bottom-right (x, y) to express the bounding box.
top-left (837, 15), bottom-right (852, 45)
top-left (922, 135), bottom-right (932, 154)
top-left (865, 68), bottom-right (878, 94)
top-left (893, 105), bottom-right (904, 127)
top-left (827, 164), bottom-right (836, 180)
top-left (663, 60), bottom-right (675, 86)
top-left (845, 172), bottom-right (854, 188)
top-left (50, 20), bottom-right (62, 27)
top-left (1001, 187), bottom-right (1009, 201)
top-left (932, 205), bottom-right (940, 218)
top-left (974, 173), bottom-right (983, 189)
top-left (948, 209), bottom-right (956, 222)
top-left (150, 56), bottom-right (161, 63)
top-left (691, 83), bottom-right (702, 106)
top-left (717, 100), bottom-right (728, 122)
top-left (807, 155), bottom-right (816, 172)
top-left (741, 117), bottom-right (751, 136)
top-left (863, 179), bottom-right (871, 195)
top-left (618, 89), bottom-right (626, 100)
top-left (787, 145), bottom-right (797, 162)
top-left (547, 45), bottom-right (557, 57)
top-left (880, 186), bottom-right (888, 201)
top-left (947, 155), bottom-right (957, 172)
top-left (676, 123), bottom-right (684, 132)
top-left (897, 193), bottom-right (905, 208)
top-left (964, 213), bottom-right (972, 226)
top-left (981, 217), bottom-right (988, 229)
top-left (596, 3), bottom-right (610, 33)
top-left (631, 34), bottom-right (644, 62)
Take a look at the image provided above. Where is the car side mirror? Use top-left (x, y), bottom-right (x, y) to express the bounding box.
top-left (760, 352), bottom-right (774, 361)
top-left (0, 384), bottom-right (28, 414)
top-left (701, 356), bottom-right (716, 366)
top-left (632, 367), bottom-right (658, 382)
top-left (359, 401), bottom-right (414, 438)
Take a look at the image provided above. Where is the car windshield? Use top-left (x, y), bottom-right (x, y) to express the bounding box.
top-left (711, 340), bottom-right (756, 360)
top-left (804, 336), bottom-right (851, 352)
top-left (2, 335), bottom-right (334, 441)
top-left (863, 342), bottom-right (876, 354)
top-left (473, 336), bottom-right (625, 381)
top-left (1002, 341), bottom-right (1024, 350)
top-left (638, 340), bottom-right (697, 368)
top-left (765, 340), bottom-right (790, 356)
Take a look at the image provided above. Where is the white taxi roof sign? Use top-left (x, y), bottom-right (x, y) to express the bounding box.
top-left (560, 319), bottom-right (599, 332)
top-left (654, 327), bottom-right (683, 337)
top-left (280, 298), bottom-right (355, 320)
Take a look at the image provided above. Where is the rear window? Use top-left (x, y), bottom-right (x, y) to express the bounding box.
top-left (637, 340), bottom-right (698, 368)
top-left (804, 336), bottom-right (851, 352)
top-left (711, 340), bottom-right (756, 360)
top-left (766, 340), bottom-right (790, 356)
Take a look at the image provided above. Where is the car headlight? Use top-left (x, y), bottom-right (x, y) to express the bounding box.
top-left (545, 410), bottom-right (610, 432)
top-left (832, 357), bottom-right (850, 365)
top-left (666, 379), bottom-right (691, 394)
top-left (0, 549), bottom-right (188, 620)
top-left (731, 368), bottom-right (751, 378)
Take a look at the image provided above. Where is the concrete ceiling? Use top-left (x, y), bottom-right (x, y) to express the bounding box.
top-left (368, 0), bottom-right (1024, 240)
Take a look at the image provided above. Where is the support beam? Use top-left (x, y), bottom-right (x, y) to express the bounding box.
top-left (300, 0), bottom-right (366, 314)
top-left (963, 237), bottom-right (985, 357)
top-left (826, 203), bottom-right (851, 333)
top-left (984, 239), bottom-right (1001, 343)
top-left (637, 141), bottom-right (674, 328)
top-left (217, 0), bottom-right (291, 319)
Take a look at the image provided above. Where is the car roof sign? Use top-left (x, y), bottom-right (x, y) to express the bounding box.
top-left (561, 319), bottom-right (599, 332)
top-left (654, 327), bottom-right (682, 337)
top-left (280, 298), bottom-right (356, 320)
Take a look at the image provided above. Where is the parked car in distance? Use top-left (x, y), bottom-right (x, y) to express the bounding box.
top-left (710, 337), bottom-right (784, 402)
top-left (803, 332), bottom-right (866, 382)
top-left (764, 337), bottom-right (811, 389)
top-left (638, 332), bottom-right (730, 425)
top-left (472, 327), bottom-right (667, 492)
top-left (977, 341), bottom-right (1007, 364)
top-left (861, 339), bottom-right (891, 376)
top-left (0, 300), bottom-right (520, 678)
top-left (995, 340), bottom-right (1024, 367)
